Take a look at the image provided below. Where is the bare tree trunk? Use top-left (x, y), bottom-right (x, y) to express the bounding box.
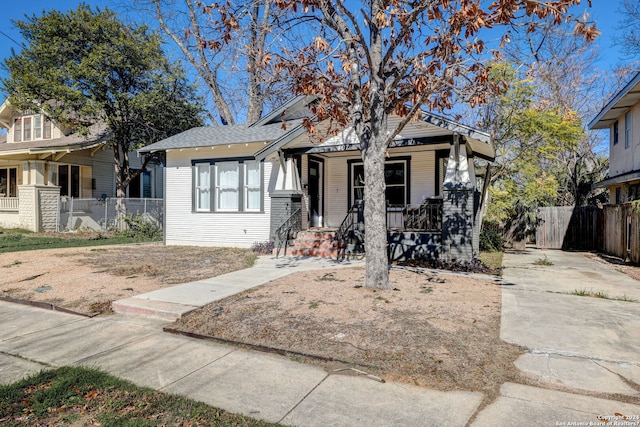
top-left (363, 132), bottom-right (391, 289)
top-left (113, 144), bottom-right (129, 230)
top-left (363, 0), bottom-right (391, 290)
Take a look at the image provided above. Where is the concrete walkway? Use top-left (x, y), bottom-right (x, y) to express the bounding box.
top-left (2, 250), bottom-right (640, 426)
top-left (475, 248), bottom-right (640, 425)
top-left (113, 255), bottom-right (366, 320)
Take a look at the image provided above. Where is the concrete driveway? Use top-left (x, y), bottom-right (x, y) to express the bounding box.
top-left (473, 247), bottom-right (640, 425)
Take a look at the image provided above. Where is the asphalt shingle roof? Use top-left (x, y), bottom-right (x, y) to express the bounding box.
top-left (138, 121), bottom-right (299, 153)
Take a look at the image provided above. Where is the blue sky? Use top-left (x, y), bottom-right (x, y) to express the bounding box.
top-left (0, 1), bottom-right (632, 95)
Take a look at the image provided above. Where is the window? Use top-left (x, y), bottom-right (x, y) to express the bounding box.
top-left (195, 163), bottom-right (211, 211)
top-left (0, 167), bottom-right (17, 197)
top-left (349, 158), bottom-right (409, 207)
top-left (14, 118), bottom-right (22, 142)
top-left (613, 120), bottom-right (619, 145)
top-left (625, 112), bottom-right (632, 149)
top-left (244, 161), bottom-right (261, 211)
top-left (193, 160), bottom-right (262, 212)
top-left (57, 165), bottom-right (81, 198)
top-left (12, 114), bottom-right (53, 142)
top-left (216, 162), bottom-right (239, 211)
top-left (616, 187), bottom-right (622, 204)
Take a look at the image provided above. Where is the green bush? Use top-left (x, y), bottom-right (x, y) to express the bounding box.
top-left (120, 214), bottom-right (162, 240)
top-left (479, 223), bottom-right (504, 252)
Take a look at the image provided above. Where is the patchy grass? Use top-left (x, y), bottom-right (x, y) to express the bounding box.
top-left (0, 228), bottom-right (152, 254)
top-left (79, 245), bottom-right (257, 285)
top-left (479, 250), bottom-right (504, 273)
top-left (560, 288), bottom-right (638, 302)
top-left (0, 366), bottom-right (275, 426)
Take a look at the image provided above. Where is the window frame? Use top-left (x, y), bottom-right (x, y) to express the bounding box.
top-left (0, 167), bottom-right (18, 197)
top-left (55, 164), bottom-right (83, 198)
top-left (192, 157), bottom-right (264, 214)
top-left (613, 120), bottom-right (619, 145)
top-left (347, 156), bottom-right (411, 208)
top-left (12, 114), bottom-right (53, 143)
top-left (625, 112), bottom-right (632, 149)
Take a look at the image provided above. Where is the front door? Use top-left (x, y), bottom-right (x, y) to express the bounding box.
top-left (308, 157), bottom-right (323, 227)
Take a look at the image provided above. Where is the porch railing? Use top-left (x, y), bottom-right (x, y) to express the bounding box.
top-left (336, 201), bottom-right (365, 260)
top-left (275, 208), bottom-right (302, 258)
top-left (0, 197), bottom-right (19, 211)
top-left (387, 200), bottom-right (443, 232)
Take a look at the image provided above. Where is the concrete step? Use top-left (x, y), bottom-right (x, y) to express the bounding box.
top-left (284, 247), bottom-right (341, 258)
top-left (112, 297), bottom-right (199, 322)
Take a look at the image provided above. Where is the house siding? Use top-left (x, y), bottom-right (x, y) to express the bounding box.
top-left (605, 103), bottom-right (640, 203)
top-left (164, 146), bottom-right (273, 247)
top-left (308, 148), bottom-right (437, 227)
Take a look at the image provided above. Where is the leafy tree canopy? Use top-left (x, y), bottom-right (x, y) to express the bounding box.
top-left (482, 62), bottom-right (585, 222)
top-left (2, 4), bottom-right (204, 196)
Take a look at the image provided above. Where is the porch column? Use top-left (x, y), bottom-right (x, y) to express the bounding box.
top-left (269, 156), bottom-right (303, 241)
top-left (18, 184), bottom-right (61, 232)
top-left (22, 160), bottom-right (48, 186)
top-left (441, 135), bottom-right (476, 262)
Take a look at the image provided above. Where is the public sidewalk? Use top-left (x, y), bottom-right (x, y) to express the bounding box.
top-left (2, 251), bottom-right (640, 426)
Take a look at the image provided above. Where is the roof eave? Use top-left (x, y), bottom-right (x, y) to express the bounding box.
top-left (589, 71), bottom-right (640, 129)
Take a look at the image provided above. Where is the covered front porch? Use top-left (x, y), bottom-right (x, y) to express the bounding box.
top-left (267, 126), bottom-right (492, 262)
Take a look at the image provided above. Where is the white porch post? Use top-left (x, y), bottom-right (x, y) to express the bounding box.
top-left (441, 135), bottom-right (477, 262)
top-left (270, 155), bottom-right (303, 241)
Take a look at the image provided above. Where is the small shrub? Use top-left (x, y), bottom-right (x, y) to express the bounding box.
top-left (251, 241), bottom-right (275, 255)
top-left (533, 255), bottom-right (553, 266)
top-left (479, 224), bottom-right (504, 252)
top-left (120, 214), bottom-right (162, 240)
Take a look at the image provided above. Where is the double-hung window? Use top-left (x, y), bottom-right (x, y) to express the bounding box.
top-left (215, 162), bottom-right (240, 211)
top-left (193, 159), bottom-right (262, 212)
top-left (625, 112), bottom-right (632, 149)
top-left (195, 163), bottom-right (211, 211)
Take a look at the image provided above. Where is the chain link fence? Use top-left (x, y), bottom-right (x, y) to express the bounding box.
top-left (58, 197), bottom-right (163, 232)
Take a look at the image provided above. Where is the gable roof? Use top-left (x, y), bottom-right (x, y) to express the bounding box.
top-left (254, 110), bottom-right (494, 161)
top-left (138, 122), bottom-right (298, 153)
top-left (589, 71), bottom-right (640, 130)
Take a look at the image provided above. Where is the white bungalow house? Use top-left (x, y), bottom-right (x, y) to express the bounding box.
top-left (589, 71), bottom-right (640, 204)
top-left (139, 96), bottom-right (495, 261)
top-left (0, 99), bottom-right (162, 231)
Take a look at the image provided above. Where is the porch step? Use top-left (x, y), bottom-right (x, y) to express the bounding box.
top-left (281, 229), bottom-right (343, 259)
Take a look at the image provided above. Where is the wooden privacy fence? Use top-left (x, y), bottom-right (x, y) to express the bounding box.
top-left (601, 204), bottom-right (640, 263)
top-left (536, 206), bottom-right (602, 251)
top-left (534, 204), bottom-right (640, 263)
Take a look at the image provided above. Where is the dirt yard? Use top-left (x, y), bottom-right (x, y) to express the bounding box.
top-left (169, 266), bottom-right (527, 398)
top-left (0, 244), bottom-right (256, 316)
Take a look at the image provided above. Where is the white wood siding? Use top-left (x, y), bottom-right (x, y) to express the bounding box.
top-left (164, 145), bottom-right (272, 247)
top-left (316, 148), bottom-right (437, 227)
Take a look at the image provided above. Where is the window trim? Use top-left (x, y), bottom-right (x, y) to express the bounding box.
top-left (0, 167), bottom-right (18, 197)
top-left (613, 120), bottom-right (619, 145)
top-left (625, 112), bottom-right (632, 149)
top-left (191, 157), bottom-right (264, 214)
top-left (347, 156), bottom-right (411, 208)
top-left (12, 114), bottom-right (53, 143)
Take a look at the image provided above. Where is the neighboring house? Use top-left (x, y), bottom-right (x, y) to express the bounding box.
top-left (140, 96), bottom-right (495, 262)
top-left (589, 71), bottom-right (640, 204)
top-left (0, 99), bottom-right (162, 231)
